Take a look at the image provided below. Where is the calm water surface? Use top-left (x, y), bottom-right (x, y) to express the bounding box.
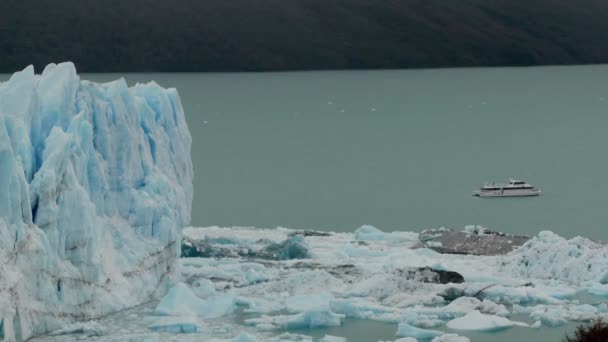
top-left (4, 65), bottom-right (607, 341)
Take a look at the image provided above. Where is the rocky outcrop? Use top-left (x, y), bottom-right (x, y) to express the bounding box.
top-left (419, 227), bottom-right (530, 256)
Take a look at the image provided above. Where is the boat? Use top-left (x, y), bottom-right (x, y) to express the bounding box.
top-left (473, 179), bottom-right (541, 197)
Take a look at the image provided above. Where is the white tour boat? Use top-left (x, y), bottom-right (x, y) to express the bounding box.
top-left (473, 179), bottom-right (541, 197)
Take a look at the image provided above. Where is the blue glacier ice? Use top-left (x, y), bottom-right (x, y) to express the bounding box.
top-left (396, 322), bottom-right (443, 339)
top-left (155, 283), bottom-right (235, 319)
top-left (146, 316), bottom-right (202, 333)
top-left (0, 63), bottom-right (192, 341)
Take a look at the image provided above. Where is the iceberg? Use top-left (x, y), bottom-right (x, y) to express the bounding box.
top-left (0, 63), bottom-right (193, 341)
top-left (155, 283), bottom-right (235, 319)
top-left (446, 310), bottom-right (528, 331)
top-left (146, 316), bottom-right (203, 333)
top-left (48, 321), bottom-right (107, 337)
top-left (318, 335), bottom-right (347, 342)
top-left (396, 322), bottom-right (443, 339)
top-left (431, 334), bottom-right (470, 342)
top-left (245, 310), bottom-right (344, 330)
top-left (233, 332), bottom-right (258, 342)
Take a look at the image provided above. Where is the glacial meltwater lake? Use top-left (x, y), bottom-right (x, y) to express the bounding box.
top-left (6, 65), bottom-right (608, 341)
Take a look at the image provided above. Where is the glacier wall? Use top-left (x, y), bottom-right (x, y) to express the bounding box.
top-left (0, 63), bottom-right (193, 341)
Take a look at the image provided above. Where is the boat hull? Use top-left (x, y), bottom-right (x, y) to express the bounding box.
top-left (473, 189), bottom-right (541, 197)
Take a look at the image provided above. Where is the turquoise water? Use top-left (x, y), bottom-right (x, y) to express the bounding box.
top-left (85, 65), bottom-right (608, 240)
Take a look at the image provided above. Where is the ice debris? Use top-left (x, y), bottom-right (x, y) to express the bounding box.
top-left (146, 316), bottom-right (203, 333)
top-left (245, 310), bottom-right (344, 330)
top-left (232, 333), bottom-right (258, 342)
top-left (174, 226), bottom-right (608, 339)
top-left (446, 310), bottom-right (528, 331)
top-left (182, 234), bottom-right (308, 260)
top-left (318, 335), bottom-right (347, 342)
top-left (396, 322), bottom-right (443, 339)
top-left (155, 283), bottom-right (235, 319)
top-left (48, 321), bottom-right (107, 337)
top-left (431, 334), bottom-right (470, 342)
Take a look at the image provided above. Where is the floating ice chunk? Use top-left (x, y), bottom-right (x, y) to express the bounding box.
top-left (531, 320), bottom-right (542, 328)
top-left (49, 321), bottom-right (107, 337)
top-left (191, 278), bottom-right (217, 299)
top-left (155, 283), bottom-right (235, 319)
top-left (432, 297), bottom-right (508, 319)
top-left (330, 298), bottom-right (397, 319)
top-left (473, 284), bottom-right (564, 305)
top-left (146, 316), bottom-right (203, 333)
top-left (446, 310), bottom-right (528, 331)
top-left (233, 332), bottom-right (258, 342)
top-left (286, 292), bottom-right (334, 313)
top-left (319, 335), bottom-right (347, 342)
top-left (245, 310), bottom-right (344, 330)
top-left (237, 296), bottom-right (284, 314)
top-left (530, 304), bottom-right (603, 327)
top-left (586, 283), bottom-right (608, 296)
top-left (399, 310), bottom-right (444, 329)
top-left (354, 225), bottom-right (418, 242)
top-left (246, 268), bottom-right (271, 284)
top-left (379, 338), bottom-right (418, 342)
top-left (532, 284), bottom-right (577, 300)
top-left (530, 308), bottom-right (568, 327)
top-left (499, 231), bottom-right (608, 283)
top-left (396, 323), bottom-right (443, 339)
top-left (274, 332), bottom-right (314, 341)
top-left (431, 334), bottom-right (470, 342)
top-left (258, 235), bottom-right (309, 260)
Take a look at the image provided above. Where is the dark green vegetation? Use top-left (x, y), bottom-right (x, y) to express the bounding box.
top-left (2, 0), bottom-right (608, 72)
top-left (565, 320), bottom-right (608, 342)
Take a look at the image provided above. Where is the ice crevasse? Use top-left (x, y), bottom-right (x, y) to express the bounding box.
top-left (0, 62), bottom-right (193, 341)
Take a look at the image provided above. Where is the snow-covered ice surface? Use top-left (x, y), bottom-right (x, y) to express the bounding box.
top-left (0, 63), bottom-right (193, 341)
top-left (32, 225), bottom-right (608, 341)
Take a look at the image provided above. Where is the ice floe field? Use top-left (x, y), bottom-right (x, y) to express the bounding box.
top-left (33, 225), bottom-right (608, 342)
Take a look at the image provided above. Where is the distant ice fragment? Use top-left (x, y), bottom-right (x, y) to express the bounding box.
top-left (499, 230), bottom-right (608, 283)
top-left (285, 293), bottom-right (334, 313)
top-left (245, 310), bottom-right (344, 330)
top-left (155, 283), bottom-right (235, 319)
top-left (446, 310), bottom-right (528, 331)
top-left (396, 323), bottom-right (443, 339)
top-left (233, 332), bottom-right (258, 342)
top-left (191, 278), bottom-right (217, 299)
top-left (319, 335), bottom-right (347, 342)
top-left (431, 334), bottom-right (471, 342)
top-left (354, 225), bottom-right (418, 242)
top-left (146, 316), bottom-right (202, 333)
top-left (49, 321), bottom-right (107, 337)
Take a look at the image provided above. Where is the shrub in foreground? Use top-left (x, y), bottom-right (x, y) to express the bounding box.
top-left (565, 320), bottom-right (608, 342)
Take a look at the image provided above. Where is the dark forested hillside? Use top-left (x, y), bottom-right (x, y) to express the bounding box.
top-left (2, 0), bottom-right (608, 72)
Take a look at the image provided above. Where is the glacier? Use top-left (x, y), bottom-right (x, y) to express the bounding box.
top-left (0, 62), bottom-right (192, 341)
